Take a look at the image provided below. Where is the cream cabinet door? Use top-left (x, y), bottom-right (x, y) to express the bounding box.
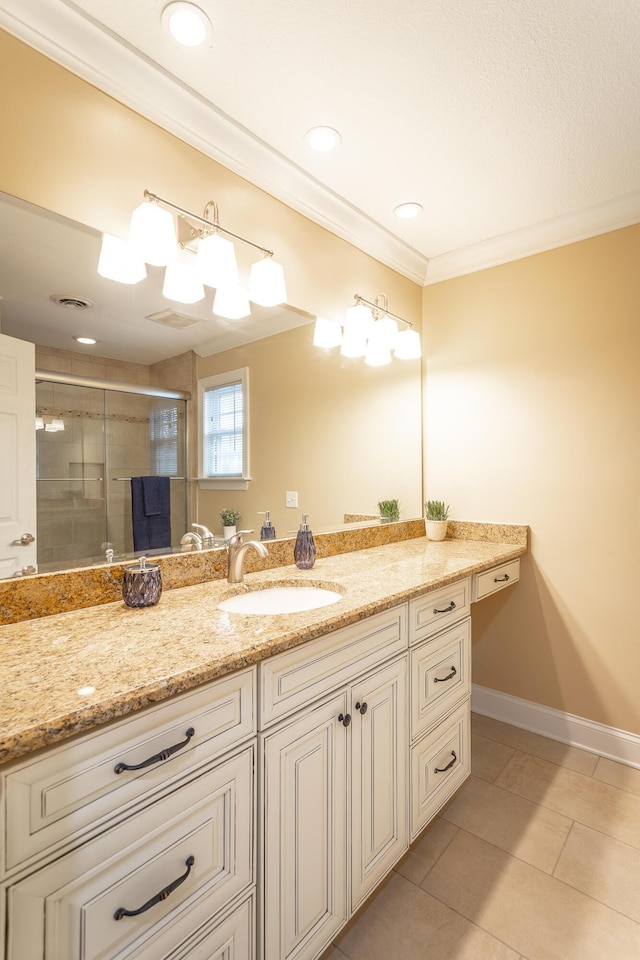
top-left (350, 656), bottom-right (408, 912)
top-left (261, 692), bottom-right (348, 960)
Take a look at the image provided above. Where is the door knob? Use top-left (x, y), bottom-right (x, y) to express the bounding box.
top-left (14, 533), bottom-right (35, 545)
top-left (21, 565), bottom-right (37, 576)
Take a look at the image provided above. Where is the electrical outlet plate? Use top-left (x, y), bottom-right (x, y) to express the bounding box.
top-left (285, 491), bottom-right (298, 508)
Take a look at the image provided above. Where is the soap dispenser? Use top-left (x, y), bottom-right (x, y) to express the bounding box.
top-left (294, 513), bottom-right (316, 569)
top-left (259, 510), bottom-right (277, 541)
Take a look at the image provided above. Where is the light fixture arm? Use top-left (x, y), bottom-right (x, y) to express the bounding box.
top-left (353, 293), bottom-right (413, 328)
top-left (144, 189), bottom-right (274, 257)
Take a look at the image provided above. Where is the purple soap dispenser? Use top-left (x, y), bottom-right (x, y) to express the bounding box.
top-left (294, 513), bottom-right (316, 569)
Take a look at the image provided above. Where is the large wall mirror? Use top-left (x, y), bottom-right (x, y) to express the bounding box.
top-left (0, 191), bottom-right (422, 574)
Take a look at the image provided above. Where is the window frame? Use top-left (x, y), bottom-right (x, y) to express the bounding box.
top-left (197, 367), bottom-right (251, 490)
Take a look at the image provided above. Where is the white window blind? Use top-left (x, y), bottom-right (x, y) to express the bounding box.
top-left (150, 401), bottom-right (179, 475)
top-left (203, 379), bottom-right (244, 477)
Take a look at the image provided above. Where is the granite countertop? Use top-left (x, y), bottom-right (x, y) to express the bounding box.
top-left (0, 536), bottom-right (526, 767)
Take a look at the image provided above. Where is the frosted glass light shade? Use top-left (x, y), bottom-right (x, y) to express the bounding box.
top-left (196, 234), bottom-right (239, 288)
top-left (369, 316), bottom-right (398, 351)
top-left (365, 343), bottom-right (392, 366)
top-left (394, 328), bottom-right (422, 359)
top-left (313, 316), bottom-right (342, 348)
top-left (340, 332), bottom-right (367, 358)
top-left (213, 284), bottom-right (251, 319)
top-left (248, 257), bottom-right (287, 306)
top-left (35, 417), bottom-right (44, 431)
top-left (97, 234), bottom-right (147, 284)
top-left (344, 303), bottom-right (374, 339)
top-left (51, 418), bottom-right (65, 431)
top-left (162, 259), bottom-right (205, 303)
top-left (128, 202), bottom-right (178, 266)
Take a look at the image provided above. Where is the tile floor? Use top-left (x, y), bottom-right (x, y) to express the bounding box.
top-left (325, 713), bottom-right (640, 960)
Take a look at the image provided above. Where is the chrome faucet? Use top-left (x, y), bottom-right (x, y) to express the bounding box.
top-left (227, 530), bottom-right (268, 583)
top-left (180, 531), bottom-right (202, 551)
top-left (192, 523), bottom-right (215, 546)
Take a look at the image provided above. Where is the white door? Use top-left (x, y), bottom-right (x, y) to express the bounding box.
top-left (261, 691), bottom-right (348, 960)
top-left (0, 333), bottom-right (36, 578)
top-left (350, 656), bottom-right (408, 911)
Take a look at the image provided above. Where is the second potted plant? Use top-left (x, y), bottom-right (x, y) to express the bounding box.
top-left (220, 508), bottom-right (241, 539)
top-left (425, 500), bottom-right (450, 540)
top-left (378, 499), bottom-right (400, 523)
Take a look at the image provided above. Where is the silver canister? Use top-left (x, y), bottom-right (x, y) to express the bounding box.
top-left (122, 556), bottom-right (163, 608)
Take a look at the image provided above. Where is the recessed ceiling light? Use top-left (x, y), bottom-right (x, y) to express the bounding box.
top-left (394, 202), bottom-right (423, 220)
top-left (73, 336), bottom-right (98, 345)
top-left (306, 126), bottom-right (341, 152)
top-left (162, 2), bottom-right (212, 47)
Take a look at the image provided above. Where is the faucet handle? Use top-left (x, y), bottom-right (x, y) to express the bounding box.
top-left (227, 529), bottom-right (253, 546)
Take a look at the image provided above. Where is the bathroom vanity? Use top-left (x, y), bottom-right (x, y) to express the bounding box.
top-left (0, 533), bottom-right (525, 960)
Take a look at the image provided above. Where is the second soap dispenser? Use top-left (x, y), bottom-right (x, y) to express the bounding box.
top-left (294, 513), bottom-right (316, 569)
top-left (259, 510), bottom-right (277, 541)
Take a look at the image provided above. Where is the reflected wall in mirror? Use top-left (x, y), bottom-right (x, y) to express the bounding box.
top-left (0, 191), bottom-right (423, 573)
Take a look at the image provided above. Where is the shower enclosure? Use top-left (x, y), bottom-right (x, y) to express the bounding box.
top-left (35, 374), bottom-right (188, 571)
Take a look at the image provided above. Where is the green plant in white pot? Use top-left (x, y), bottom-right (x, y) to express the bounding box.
top-left (220, 508), bottom-right (241, 539)
top-left (425, 500), bottom-right (450, 540)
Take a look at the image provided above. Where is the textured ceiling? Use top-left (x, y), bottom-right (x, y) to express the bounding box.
top-left (3, 0), bottom-right (640, 281)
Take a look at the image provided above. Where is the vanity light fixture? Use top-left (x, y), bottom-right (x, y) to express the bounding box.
top-left (306, 126), bottom-right (341, 152)
top-left (162, 2), bottom-right (213, 47)
top-left (394, 202), bottom-right (423, 220)
top-left (97, 233), bottom-right (147, 284)
top-left (314, 293), bottom-right (421, 364)
top-left (114, 190), bottom-right (287, 320)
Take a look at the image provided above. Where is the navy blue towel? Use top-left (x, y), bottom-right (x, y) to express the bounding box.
top-left (131, 476), bottom-right (171, 551)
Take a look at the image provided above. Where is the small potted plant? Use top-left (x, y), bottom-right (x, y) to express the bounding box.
top-left (378, 499), bottom-right (400, 523)
top-left (425, 500), bottom-right (450, 540)
top-left (220, 508), bottom-right (241, 539)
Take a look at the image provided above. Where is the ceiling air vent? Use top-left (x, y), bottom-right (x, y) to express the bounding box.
top-left (146, 309), bottom-right (201, 329)
top-left (49, 294), bottom-right (95, 310)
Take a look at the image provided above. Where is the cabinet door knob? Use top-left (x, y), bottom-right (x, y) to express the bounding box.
top-left (338, 713), bottom-right (351, 727)
top-left (434, 750), bottom-right (457, 773)
top-left (433, 600), bottom-right (456, 614)
top-left (355, 701), bottom-right (368, 715)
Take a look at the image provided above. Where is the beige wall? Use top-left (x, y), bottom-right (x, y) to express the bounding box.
top-left (196, 327), bottom-right (422, 536)
top-left (423, 225), bottom-right (640, 734)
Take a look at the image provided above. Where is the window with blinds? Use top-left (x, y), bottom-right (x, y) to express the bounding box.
top-left (149, 401), bottom-right (180, 476)
top-left (199, 368), bottom-right (249, 481)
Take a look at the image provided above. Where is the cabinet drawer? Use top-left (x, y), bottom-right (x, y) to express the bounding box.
top-left (259, 605), bottom-right (407, 728)
top-left (3, 667), bottom-right (256, 876)
top-left (411, 619), bottom-right (471, 741)
top-left (6, 745), bottom-right (255, 960)
top-left (410, 700), bottom-right (470, 841)
top-left (132, 892), bottom-right (255, 960)
top-left (409, 579), bottom-right (470, 645)
top-left (473, 558), bottom-right (520, 601)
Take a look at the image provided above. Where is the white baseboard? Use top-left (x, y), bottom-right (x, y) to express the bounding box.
top-left (472, 684), bottom-right (640, 770)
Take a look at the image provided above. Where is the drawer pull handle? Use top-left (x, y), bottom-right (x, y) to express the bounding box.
top-left (494, 574), bottom-right (510, 583)
top-left (114, 855), bottom-right (195, 920)
top-left (434, 751), bottom-right (457, 773)
top-left (434, 666), bottom-right (457, 683)
top-left (114, 727), bottom-right (195, 774)
top-left (355, 701), bottom-right (368, 715)
top-left (338, 713), bottom-right (352, 727)
top-left (434, 601), bottom-right (456, 614)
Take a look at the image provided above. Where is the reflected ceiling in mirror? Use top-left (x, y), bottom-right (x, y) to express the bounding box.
top-left (0, 192), bottom-right (311, 363)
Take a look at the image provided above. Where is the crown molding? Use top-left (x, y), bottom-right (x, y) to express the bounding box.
top-left (0, 0), bottom-right (429, 285)
top-left (426, 190), bottom-right (640, 284)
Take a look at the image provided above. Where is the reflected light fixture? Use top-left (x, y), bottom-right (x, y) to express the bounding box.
top-left (163, 253), bottom-right (205, 304)
top-left (306, 126), bottom-right (341, 152)
top-left (73, 336), bottom-right (98, 345)
top-left (213, 284), bottom-right (251, 320)
top-left (128, 199), bottom-right (178, 266)
top-left (97, 233), bottom-right (147, 284)
top-left (162, 2), bottom-right (212, 46)
top-left (314, 293), bottom-right (421, 364)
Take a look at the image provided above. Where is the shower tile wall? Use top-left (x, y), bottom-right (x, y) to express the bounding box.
top-left (36, 381), bottom-right (187, 570)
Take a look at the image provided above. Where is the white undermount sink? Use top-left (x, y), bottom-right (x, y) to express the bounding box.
top-left (218, 585), bottom-right (343, 615)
